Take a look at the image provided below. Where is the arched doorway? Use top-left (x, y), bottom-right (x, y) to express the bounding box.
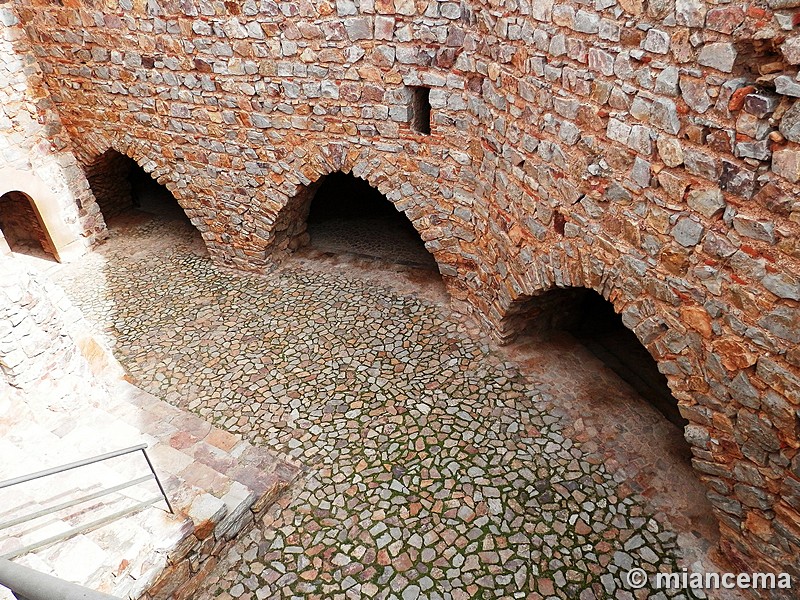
top-left (0, 191), bottom-right (57, 261)
top-left (306, 172), bottom-right (438, 269)
top-left (85, 150), bottom-right (193, 224)
top-left (505, 286), bottom-right (718, 563)
top-left (512, 287), bottom-right (688, 428)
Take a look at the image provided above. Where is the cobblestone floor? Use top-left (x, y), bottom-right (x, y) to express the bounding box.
top-left (47, 207), bottom-right (724, 599)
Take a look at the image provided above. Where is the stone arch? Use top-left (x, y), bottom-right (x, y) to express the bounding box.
top-left (496, 245), bottom-right (701, 409)
top-left (85, 141), bottom-right (195, 222)
top-left (82, 139), bottom-right (216, 256)
top-left (0, 168), bottom-right (86, 263)
top-left (493, 241), bottom-right (800, 569)
top-left (267, 143), bottom-right (468, 287)
top-left (0, 190), bottom-right (57, 261)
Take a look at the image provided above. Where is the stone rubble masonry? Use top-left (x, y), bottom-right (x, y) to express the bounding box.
top-left (0, 0), bottom-right (798, 585)
top-left (0, 254), bottom-right (96, 396)
top-left (0, 3), bottom-right (106, 255)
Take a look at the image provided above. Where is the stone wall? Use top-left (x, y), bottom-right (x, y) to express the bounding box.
top-left (0, 2), bottom-right (104, 257)
top-left (9, 0), bottom-right (800, 582)
top-left (0, 254), bottom-right (102, 400)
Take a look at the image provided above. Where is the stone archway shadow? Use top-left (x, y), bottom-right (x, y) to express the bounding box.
top-left (265, 148), bottom-right (472, 302)
top-left (83, 145), bottom-right (211, 257)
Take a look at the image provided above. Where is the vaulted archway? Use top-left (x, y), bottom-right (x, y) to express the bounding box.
top-left (85, 149), bottom-right (195, 225)
top-left (274, 170), bottom-right (441, 273)
top-left (501, 280), bottom-right (719, 565)
top-left (514, 286), bottom-right (687, 428)
top-left (306, 172), bottom-right (438, 269)
top-left (0, 191), bottom-right (57, 262)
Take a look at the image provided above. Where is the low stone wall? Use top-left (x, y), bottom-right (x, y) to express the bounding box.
top-left (141, 464), bottom-right (296, 600)
top-left (0, 256), bottom-right (94, 394)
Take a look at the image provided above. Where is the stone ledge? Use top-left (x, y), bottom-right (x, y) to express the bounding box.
top-left (0, 380), bottom-right (301, 600)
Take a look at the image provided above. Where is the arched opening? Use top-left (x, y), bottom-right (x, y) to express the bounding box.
top-left (516, 287), bottom-right (687, 427)
top-left (303, 172), bottom-right (438, 270)
top-left (0, 191), bottom-right (57, 261)
top-left (505, 286), bottom-right (718, 565)
top-left (85, 150), bottom-right (193, 225)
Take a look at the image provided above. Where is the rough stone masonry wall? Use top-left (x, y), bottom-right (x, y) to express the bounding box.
top-left (0, 1), bottom-right (105, 252)
top-left (0, 253), bottom-right (100, 399)
top-left (10, 0), bottom-right (800, 583)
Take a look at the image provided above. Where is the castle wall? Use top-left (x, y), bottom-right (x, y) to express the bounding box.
top-left (0, 3), bottom-right (104, 259)
top-left (9, 0), bottom-right (800, 579)
top-left (0, 254), bottom-right (100, 400)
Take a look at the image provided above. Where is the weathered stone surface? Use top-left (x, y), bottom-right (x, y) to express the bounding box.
top-left (687, 188), bottom-right (726, 218)
top-left (736, 139), bottom-right (772, 161)
top-left (744, 93), bottom-right (779, 119)
top-left (530, 0), bottom-right (554, 22)
top-left (720, 160), bottom-right (757, 198)
top-left (759, 306), bottom-right (800, 343)
top-left (655, 66), bottom-right (680, 96)
top-left (656, 136), bottom-right (683, 167)
top-left (675, 0), bottom-right (706, 27)
top-left (732, 215), bottom-right (776, 244)
top-left (779, 102), bottom-right (800, 143)
top-left (775, 75), bottom-right (800, 97)
top-left (781, 36), bottom-right (800, 65)
top-left (680, 77), bottom-right (712, 113)
top-left (697, 43), bottom-right (737, 73)
top-left (651, 98), bottom-right (681, 134)
top-left (671, 216), bottom-right (704, 247)
top-left (706, 6), bottom-right (745, 34)
top-left (762, 274), bottom-right (800, 302)
top-left (772, 148), bottom-right (800, 183)
top-left (643, 28), bottom-right (669, 54)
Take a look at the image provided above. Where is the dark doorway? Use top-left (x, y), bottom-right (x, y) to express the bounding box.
top-left (86, 150), bottom-right (189, 223)
top-left (305, 172), bottom-right (437, 269)
top-left (0, 191), bottom-right (57, 261)
top-left (520, 287), bottom-right (687, 429)
top-left (567, 290), bottom-right (687, 428)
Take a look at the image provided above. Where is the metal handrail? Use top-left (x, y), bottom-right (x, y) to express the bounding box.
top-left (0, 557), bottom-right (120, 599)
top-left (0, 444), bottom-right (174, 560)
top-left (0, 475), bottom-right (154, 532)
top-left (1, 444), bottom-right (147, 489)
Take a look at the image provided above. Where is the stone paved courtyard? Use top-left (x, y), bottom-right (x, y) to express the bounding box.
top-left (40, 206), bottom-right (730, 600)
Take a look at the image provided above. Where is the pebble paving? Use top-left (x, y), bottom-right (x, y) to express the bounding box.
top-left (52, 210), bottom-right (706, 599)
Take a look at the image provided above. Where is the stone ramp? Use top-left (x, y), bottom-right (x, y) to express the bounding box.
top-left (0, 380), bottom-right (301, 600)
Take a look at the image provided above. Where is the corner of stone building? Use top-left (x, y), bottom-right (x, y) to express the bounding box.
top-left (0, 2), bottom-right (107, 256)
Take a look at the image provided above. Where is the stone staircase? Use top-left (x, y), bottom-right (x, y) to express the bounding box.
top-left (0, 380), bottom-right (301, 600)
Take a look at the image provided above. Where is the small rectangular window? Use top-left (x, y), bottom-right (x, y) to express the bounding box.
top-left (411, 86), bottom-right (432, 135)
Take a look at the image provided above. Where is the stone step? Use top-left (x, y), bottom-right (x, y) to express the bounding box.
top-left (0, 379), bottom-right (301, 600)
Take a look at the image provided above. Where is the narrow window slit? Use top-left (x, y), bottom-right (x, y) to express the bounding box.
top-left (411, 86), bottom-right (432, 135)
